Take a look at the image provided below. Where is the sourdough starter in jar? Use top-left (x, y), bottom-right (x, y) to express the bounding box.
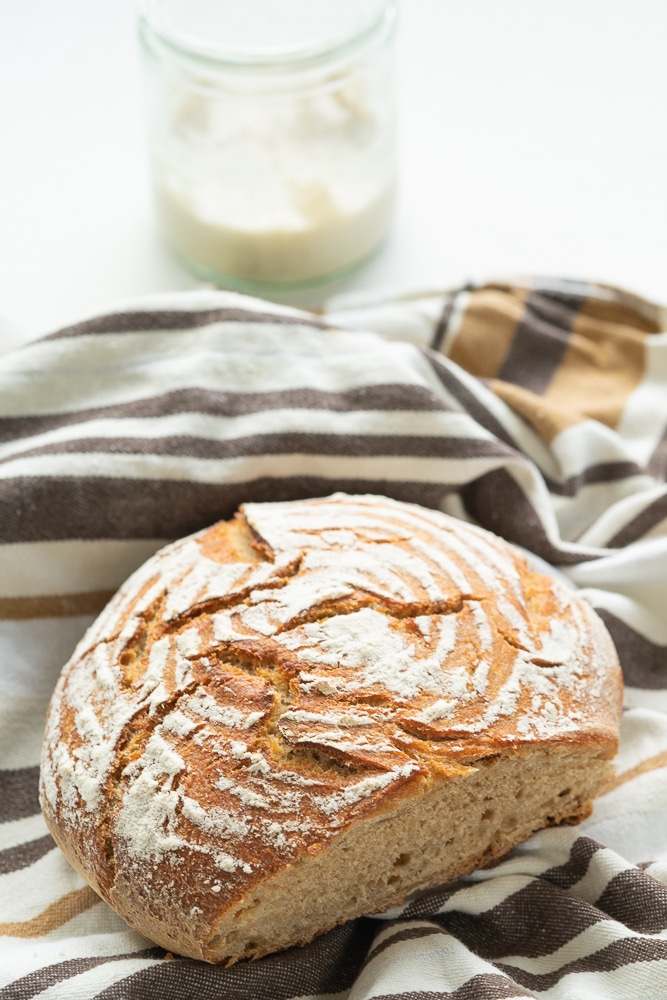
top-left (139, 0), bottom-right (397, 292)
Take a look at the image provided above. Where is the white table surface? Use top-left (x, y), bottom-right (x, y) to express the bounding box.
top-left (1, 0), bottom-right (666, 352)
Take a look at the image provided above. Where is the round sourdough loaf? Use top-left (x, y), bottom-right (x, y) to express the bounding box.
top-left (40, 493), bottom-right (622, 964)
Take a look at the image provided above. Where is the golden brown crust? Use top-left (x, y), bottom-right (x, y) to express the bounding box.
top-left (39, 493), bottom-right (623, 962)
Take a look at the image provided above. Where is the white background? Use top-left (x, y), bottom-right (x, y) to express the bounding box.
top-left (1, 0), bottom-right (666, 350)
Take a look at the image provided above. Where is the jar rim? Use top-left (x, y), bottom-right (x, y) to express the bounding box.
top-left (138, 0), bottom-right (397, 73)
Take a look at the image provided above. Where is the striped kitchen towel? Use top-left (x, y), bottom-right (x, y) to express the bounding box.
top-left (1, 277), bottom-right (666, 999)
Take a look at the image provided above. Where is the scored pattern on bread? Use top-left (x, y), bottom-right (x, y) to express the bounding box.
top-left (39, 493), bottom-right (622, 964)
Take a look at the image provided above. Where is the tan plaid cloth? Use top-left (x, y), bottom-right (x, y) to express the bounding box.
top-left (1, 278), bottom-right (667, 998)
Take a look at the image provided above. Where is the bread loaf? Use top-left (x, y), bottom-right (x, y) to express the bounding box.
top-left (40, 493), bottom-right (622, 964)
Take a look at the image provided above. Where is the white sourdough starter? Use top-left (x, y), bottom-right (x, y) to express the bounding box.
top-left (154, 83), bottom-right (396, 286)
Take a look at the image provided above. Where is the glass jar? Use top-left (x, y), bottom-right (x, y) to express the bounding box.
top-left (138, 0), bottom-right (398, 294)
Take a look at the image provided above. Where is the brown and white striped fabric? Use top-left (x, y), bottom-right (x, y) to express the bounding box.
top-left (1, 278), bottom-right (666, 998)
